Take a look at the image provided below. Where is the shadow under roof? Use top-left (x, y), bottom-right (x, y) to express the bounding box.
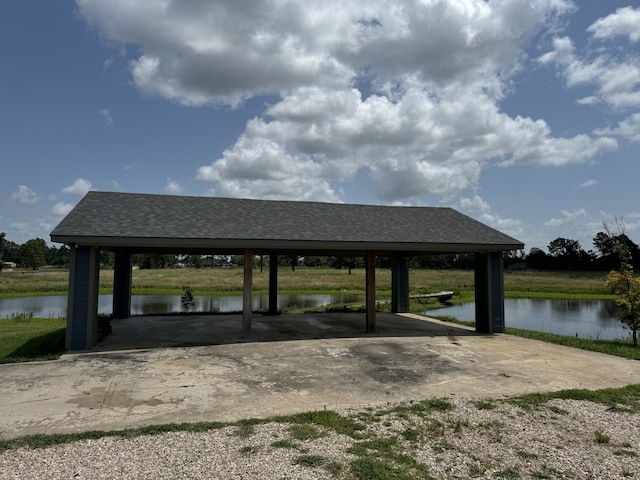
top-left (50, 192), bottom-right (524, 254)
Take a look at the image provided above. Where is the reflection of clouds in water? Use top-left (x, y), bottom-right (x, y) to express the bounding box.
top-left (1, 295), bottom-right (630, 341)
top-left (0, 294), bottom-right (365, 318)
top-left (433, 299), bottom-right (627, 340)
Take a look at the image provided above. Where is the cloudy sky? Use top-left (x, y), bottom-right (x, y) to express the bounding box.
top-left (1, 1), bottom-right (639, 253)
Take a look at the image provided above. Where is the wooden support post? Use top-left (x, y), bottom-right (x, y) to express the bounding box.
top-left (243, 249), bottom-right (253, 337)
top-left (365, 251), bottom-right (376, 333)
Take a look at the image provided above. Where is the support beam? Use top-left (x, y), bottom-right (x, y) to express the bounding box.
top-left (243, 249), bottom-right (253, 337)
top-left (391, 255), bottom-right (410, 313)
top-left (268, 252), bottom-right (279, 315)
top-left (474, 252), bottom-right (505, 333)
top-left (365, 251), bottom-right (376, 333)
top-left (112, 250), bottom-right (132, 319)
top-left (66, 245), bottom-right (100, 351)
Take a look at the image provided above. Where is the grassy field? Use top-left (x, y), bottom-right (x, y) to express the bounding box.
top-left (0, 266), bottom-right (614, 300)
top-left (0, 315), bottom-right (65, 363)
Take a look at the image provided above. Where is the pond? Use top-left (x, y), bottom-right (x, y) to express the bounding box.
top-left (0, 293), bottom-right (365, 318)
top-left (430, 298), bottom-right (629, 340)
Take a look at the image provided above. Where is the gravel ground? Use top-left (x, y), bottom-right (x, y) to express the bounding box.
top-left (1, 397), bottom-right (639, 479)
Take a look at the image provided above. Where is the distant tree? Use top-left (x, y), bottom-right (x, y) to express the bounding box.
top-left (593, 232), bottom-right (613, 257)
top-left (0, 232), bottom-right (5, 270)
top-left (502, 250), bottom-right (525, 269)
top-left (302, 256), bottom-right (328, 267)
top-left (328, 256), bottom-right (362, 274)
top-left (137, 253), bottom-right (173, 269)
top-left (410, 255), bottom-right (455, 269)
top-left (2, 239), bottom-right (20, 264)
top-left (525, 247), bottom-right (550, 270)
top-left (604, 221), bottom-right (640, 346)
top-left (100, 251), bottom-right (114, 268)
top-left (375, 256), bottom-right (392, 269)
top-left (46, 244), bottom-right (70, 267)
top-left (454, 254), bottom-right (475, 270)
top-left (547, 237), bottom-right (588, 270)
top-left (548, 237), bottom-right (582, 257)
top-left (230, 254), bottom-right (244, 266)
top-left (189, 254), bottom-right (203, 269)
top-left (20, 238), bottom-right (47, 270)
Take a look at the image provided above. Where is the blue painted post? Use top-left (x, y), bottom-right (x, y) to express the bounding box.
top-left (112, 250), bottom-right (132, 319)
top-left (66, 245), bottom-right (100, 350)
top-left (391, 256), bottom-right (410, 313)
top-left (268, 252), bottom-right (278, 315)
top-left (366, 251), bottom-right (376, 333)
top-left (474, 252), bottom-right (505, 333)
top-left (243, 249), bottom-right (253, 337)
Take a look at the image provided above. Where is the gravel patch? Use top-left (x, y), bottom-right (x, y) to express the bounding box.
top-left (1, 397), bottom-right (639, 479)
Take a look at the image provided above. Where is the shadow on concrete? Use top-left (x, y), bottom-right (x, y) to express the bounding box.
top-left (93, 312), bottom-right (481, 352)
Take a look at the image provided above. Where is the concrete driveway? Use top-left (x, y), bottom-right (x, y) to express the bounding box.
top-left (1, 313), bottom-right (639, 440)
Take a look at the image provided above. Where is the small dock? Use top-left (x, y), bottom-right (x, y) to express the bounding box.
top-left (409, 291), bottom-right (454, 304)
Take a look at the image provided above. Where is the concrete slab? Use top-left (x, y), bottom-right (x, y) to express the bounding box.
top-left (1, 313), bottom-right (639, 440)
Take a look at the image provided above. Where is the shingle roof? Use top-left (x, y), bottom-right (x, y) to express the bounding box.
top-left (50, 192), bottom-right (524, 254)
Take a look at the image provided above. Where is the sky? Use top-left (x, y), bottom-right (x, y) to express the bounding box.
top-left (1, 1), bottom-right (639, 254)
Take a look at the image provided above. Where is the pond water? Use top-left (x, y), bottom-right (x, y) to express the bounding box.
top-left (431, 299), bottom-right (629, 340)
top-left (2, 295), bottom-right (630, 341)
top-left (0, 293), bottom-right (364, 318)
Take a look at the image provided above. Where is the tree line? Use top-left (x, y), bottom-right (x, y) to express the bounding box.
top-left (518, 232), bottom-right (640, 271)
top-left (1, 229), bottom-right (638, 272)
top-left (0, 234), bottom-right (69, 270)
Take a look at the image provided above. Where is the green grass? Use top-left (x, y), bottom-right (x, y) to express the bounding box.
top-left (504, 327), bottom-right (640, 360)
top-left (276, 409), bottom-right (366, 438)
top-left (0, 267), bottom-right (616, 299)
top-left (431, 315), bottom-right (640, 361)
top-left (287, 424), bottom-right (325, 441)
top-left (595, 431), bottom-right (611, 444)
top-left (507, 384), bottom-right (640, 412)
top-left (0, 317), bottom-right (66, 363)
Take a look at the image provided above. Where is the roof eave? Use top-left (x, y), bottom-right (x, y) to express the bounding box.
top-left (51, 235), bottom-right (524, 254)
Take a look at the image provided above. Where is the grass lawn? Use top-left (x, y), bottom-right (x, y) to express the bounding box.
top-left (0, 266), bottom-right (615, 300)
top-left (0, 316), bottom-right (66, 363)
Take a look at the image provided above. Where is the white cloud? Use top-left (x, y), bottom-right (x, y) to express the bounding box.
top-left (537, 209), bottom-right (640, 252)
top-left (587, 6), bottom-right (640, 43)
top-left (10, 185), bottom-right (40, 204)
top-left (593, 113), bottom-right (640, 143)
top-left (80, 0), bottom-right (619, 205)
top-left (577, 179), bottom-right (598, 188)
top-left (165, 178), bottom-right (184, 194)
top-left (52, 202), bottom-right (74, 217)
top-left (541, 209), bottom-right (606, 249)
top-left (107, 179), bottom-right (122, 190)
top-left (62, 178), bottom-right (93, 196)
top-left (540, 14), bottom-right (640, 110)
top-left (77, 0), bottom-right (575, 106)
top-left (458, 195), bottom-right (529, 245)
top-left (98, 108), bottom-right (113, 126)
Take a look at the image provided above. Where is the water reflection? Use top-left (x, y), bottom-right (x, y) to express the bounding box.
top-left (431, 298), bottom-right (629, 340)
top-left (0, 293), bottom-right (364, 318)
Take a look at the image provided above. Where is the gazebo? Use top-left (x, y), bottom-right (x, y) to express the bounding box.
top-left (51, 192), bottom-right (524, 351)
